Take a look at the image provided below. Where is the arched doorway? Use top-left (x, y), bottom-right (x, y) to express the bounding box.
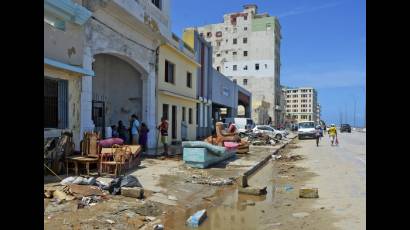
top-left (92, 53), bottom-right (144, 138)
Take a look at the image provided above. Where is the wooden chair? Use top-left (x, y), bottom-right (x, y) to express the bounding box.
top-left (100, 145), bottom-right (130, 177)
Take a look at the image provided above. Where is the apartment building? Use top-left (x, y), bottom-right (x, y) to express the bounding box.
top-left (316, 104), bottom-right (321, 124)
top-left (284, 87), bottom-right (318, 123)
top-left (197, 4), bottom-right (282, 126)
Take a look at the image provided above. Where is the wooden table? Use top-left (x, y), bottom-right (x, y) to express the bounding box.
top-left (66, 155), bottom-right (99, 176)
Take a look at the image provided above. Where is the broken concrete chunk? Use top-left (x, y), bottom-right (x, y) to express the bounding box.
top-left (238, 186), bottom-right (267, 196)
top-left (121, 187), bottom-right (144, 199)
top-left (299, 187), bottom-right (319, 198)
top-left (186, 209), bottom-right (207, 228)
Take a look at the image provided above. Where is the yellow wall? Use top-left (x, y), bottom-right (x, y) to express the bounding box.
top-left (157, 94), bottom-right (197, 143)
top-left (158, 44), bottom-right (197, 99)
top-left (157, 44), bottom-right (199, 142)
top-left (182, 29), bottom-right (195, 50)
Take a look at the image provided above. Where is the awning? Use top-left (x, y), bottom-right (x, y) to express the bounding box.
top-left (44, 58), bottom-right (95, 76)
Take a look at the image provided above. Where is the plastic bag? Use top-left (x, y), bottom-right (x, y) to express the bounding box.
top-left (108, 175), bottom-right (142, 195)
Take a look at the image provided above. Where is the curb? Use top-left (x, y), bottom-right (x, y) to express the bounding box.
top-left (242, 135), bottom-right (297, 180)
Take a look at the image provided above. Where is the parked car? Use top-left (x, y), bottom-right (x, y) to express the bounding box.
top-left (297, 121), bottom-right (316, 139)
top-left (223, 117), bottom-right (255, 133)
top-left (340, 124), bottom-right (351, 133)
top-left (252, 125), bottom-right (288, 140)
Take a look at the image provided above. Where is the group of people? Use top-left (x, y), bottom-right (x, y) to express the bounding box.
top-left (315, 124), bottom-right (338, 147)
top-left (109, 115), bottom-right (170, 156)
top-left (110, 114), bottom-right (149, 152)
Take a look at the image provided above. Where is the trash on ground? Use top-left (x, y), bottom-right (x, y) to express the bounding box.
top-left (284, 184), bottom-right (294, 192)
top-left (153, 224), bottom-right (164, 230)
top-left (185, 175), bottom-right (235, 186)
top-left (66, 184), bottom-right (105, 198)
top-left (299, 187), bottom-right (319, 198)
top-left (292, 212), bottom-right (310, 218)
top-left (61, 176), bottom-right (96, 186)
top-left (167, 195), bottom-right (178, 201)
top-left (105, 219), bottom-right (115, 224)
top-left (186, 209), bottom-right (207, 228)
top-left (238, 186), bottom-right (267, 195)
top-left (108, 175), bottom-right (143, 195)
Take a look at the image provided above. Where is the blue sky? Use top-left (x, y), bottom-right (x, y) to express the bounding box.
top-left (171, 0), bottom-right (366, 127)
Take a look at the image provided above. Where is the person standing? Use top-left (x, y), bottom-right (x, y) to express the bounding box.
top-left (157, 117), bottom-right (169, 156)
top-left (328, 124), bottom-right (338, 146)
top-left (315, 125), bottom-right (322, 147)
top-left (117, 120), bottom-right (128, 143)
top-left (139, 122), bottom-right (149, 153)
top-left (130, 114), bottom-right (140, 145)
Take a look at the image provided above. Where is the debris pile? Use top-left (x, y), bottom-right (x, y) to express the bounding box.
top-left (185, 174), bottom-right (235, 186)
top-left (241, 132), bottom-right (280, 146)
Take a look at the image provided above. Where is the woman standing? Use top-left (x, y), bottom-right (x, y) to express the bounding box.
top-left (139, 122), bottom-right (149, 153)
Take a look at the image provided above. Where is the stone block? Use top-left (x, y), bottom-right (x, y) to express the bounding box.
top-left (121, 187), bottom-right (144, 199)
top-left (299, 187), bottom-right (319, 198)
top-left (238, 186), bottom-right (267, 195)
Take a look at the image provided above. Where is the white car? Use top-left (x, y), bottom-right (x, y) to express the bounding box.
top-left (297, 121), bottom-right (316, 139)
top-left (252, 125), bottom-right (288, 140)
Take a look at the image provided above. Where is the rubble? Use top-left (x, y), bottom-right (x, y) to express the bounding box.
top-left (185, 173), bottom-right (235, 186)
top-left (186, 209), bottom-right (207, 228)
top-left (299, 187), bottom-right (319, 198)
top-left (121, 187), bottom-right (144, 199)
top-left (238, 186), bottom-right (267, 195)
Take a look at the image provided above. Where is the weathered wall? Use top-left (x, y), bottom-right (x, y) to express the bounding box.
top-left (211, 69), bottom-right (236, 109)
top-left (44, 66), bottom-right (82, 148)
top-left (93, 54), bottom-right (143, 127)
top-left (44, 22), bottom-right (83, 66)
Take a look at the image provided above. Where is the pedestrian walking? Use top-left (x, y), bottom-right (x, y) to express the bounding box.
top-left (139, 122), bottom-right (149, 153)
top-left (157, 117), bottom-right (169, 156)
top-left (328, 124), bottom-right (338, 146)
top-left (130, 114), bottom-right (140, 145)
top-left (315, 125), bottom-right (322, 147)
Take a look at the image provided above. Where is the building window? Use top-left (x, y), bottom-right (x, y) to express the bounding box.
top-left (182, 107), bottom-right (186, 122)
top-left (44, 78), bottom-right (68, 129)
top-left (199, 33), bottom-right (203, 37)
top-left (244, 16), bottom-right (248, 20)
top-left (189, 108), bottom-right (193, 124)
top-left (216, 53), bottom-right (221, 57)
top-left (255, 63), bottom-right (259, 70)
top-left (233, 28), bottom-right (237, 33)
top-left (243, 37), bottom-right (247, 44)
top-left (226, 39), bottom-right (228, 43)
top-left (233, 65), bottom-right (237, 71)
top-left (216, 31), bottom-right (222, 37)
top-left (243, 79), bottom-right (248, 85)
top-left (207, 32), bottom-right (212, 38)
top-left (309, 95), bottom-right (312, 97)
top-left (217, 66), bottom-right (221, 72)
top-left (217, 41), bottom-right (221, 46)
top-left (225, 51), bottom-right (228, 54)
top-left (244, 51), bottom-right (248, 56)
top-left (244, 27), bottom-right (248, 31)
top-left (151, 0), bottom-right (162, 9)
top-left (233, 38), bottom-right (237, 44)
top-left (233, 51), bottom-right (237, 56)
top-left (225, 27), bottom-right (228, 31)
top-left (162, 104), bottom-right (169, 120)
top-left (243, 65), bottom-right (248, 70)
top-left (186, 72), bottom-right (192, 88)
top-left (165, 60), bottom-right (175, 84)
top-left (286, 105), bottom-right (290, 108)
top-left (287, 95), bottom-right (290, 98)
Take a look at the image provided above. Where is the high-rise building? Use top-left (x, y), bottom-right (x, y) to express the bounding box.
top-left (284, 87), bottom-right (318, 123)
top-left (316, 104), bottom-right (321, 124)
top-left (197, 4), bottom-right (282, 126)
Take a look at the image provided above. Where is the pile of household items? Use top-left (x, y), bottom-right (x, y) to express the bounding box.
top-left (182, 122), bottom-right (250, 168)
top-left (240, 130), bottom-right (281, 146)
top-left (45, 131), bottom-right (142, 177)
top-left (44, 175), bottom-right (144, 209)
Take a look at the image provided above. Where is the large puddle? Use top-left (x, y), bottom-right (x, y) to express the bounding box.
top-left (163, 160), bottom-right (281, 230)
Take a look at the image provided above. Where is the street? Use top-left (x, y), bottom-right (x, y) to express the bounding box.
top-left (189, 131), bottom-right (366, 230)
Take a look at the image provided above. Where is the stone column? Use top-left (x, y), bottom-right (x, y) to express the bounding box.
top-left (142, 70), bottom-right (157, 149)
top-left (79, 46), bottom-right (95, 150)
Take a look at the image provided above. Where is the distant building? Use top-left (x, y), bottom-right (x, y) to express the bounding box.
top-left (316, 104), bottom-right (321, 124)
top-left (284, 87), bottom-right (318, 123)
top-left (197, 4), bottom-right (282, 126)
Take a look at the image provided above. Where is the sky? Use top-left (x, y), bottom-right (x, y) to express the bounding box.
top-left (171, 0), bottom-right (366, 127)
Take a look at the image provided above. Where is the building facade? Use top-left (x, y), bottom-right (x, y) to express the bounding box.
top-left (183, 28), bottom-right (213, 139)
top-left (284, 87), bottom-right (318, 123)
top-left (79, 0), bottom-right (172, 148)
top-left (44, 0), bottom-right (94, 149)
top-left (157, 35), bottom-right (199, 144)
top-left (197, 4), bottom-right (282, 126)
top-left (316, 104), bottom-right (321, 124)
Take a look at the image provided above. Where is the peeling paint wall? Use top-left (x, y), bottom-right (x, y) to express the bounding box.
top-left (44, 67), bottom-right (82, 148)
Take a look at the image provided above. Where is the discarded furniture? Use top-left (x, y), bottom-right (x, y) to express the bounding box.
top-left (80, 132), bottom-right (100, 158)
top-left (65, 155), bottom-right (99, 176)
top-left (44, 131), bottom-right (75, 174)
top-left (182, 141), bottom-right (236, 168)
top-left (100, 145), bottom-right (142, 170)
top-left (213, 122), bottom-right (249, 153)
top-left (99, 145), bottom-right (130, 176)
